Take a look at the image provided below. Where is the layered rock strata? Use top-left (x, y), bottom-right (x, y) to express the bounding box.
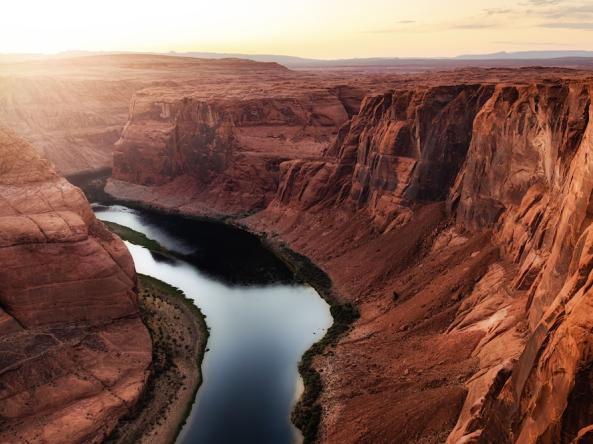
top-left (0, 126), bottom-right (151, 443)
top-left (108, 84), bottom-right (364, 217)
top-left (0, 54), bottom-right (299, 175)
top-left (108, 69), bottom-right (593, 443)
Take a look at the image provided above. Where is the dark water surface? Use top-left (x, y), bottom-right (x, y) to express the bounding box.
top-left (93, 205), bottom-right (331, 444)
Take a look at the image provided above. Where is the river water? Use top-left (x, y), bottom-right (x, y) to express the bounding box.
top-left (93, 204), bottom-right (332, 444)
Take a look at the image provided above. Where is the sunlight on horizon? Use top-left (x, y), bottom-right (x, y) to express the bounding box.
top-left (1, 0), bottom-right (592, 58)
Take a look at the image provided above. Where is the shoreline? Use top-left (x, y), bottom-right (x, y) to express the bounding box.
top-left (78, 172), bottom-right (359, 444)
top-left (262, 241), bottom-right (359, 443)
top-left (93, 192), bottom-right (358, 444)
top-left (103, 272), bottom-right (209, 444)
top-left (293, 304), bottom-right (359, 444)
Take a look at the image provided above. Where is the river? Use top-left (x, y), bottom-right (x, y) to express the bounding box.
top-left (93, 204), bottom-right (332, 444)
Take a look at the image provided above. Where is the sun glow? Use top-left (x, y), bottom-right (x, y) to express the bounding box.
top-left (1, 0), bottom-right (592, 58)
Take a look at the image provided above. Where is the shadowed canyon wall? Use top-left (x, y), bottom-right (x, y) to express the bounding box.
top-left (107, 68), bottom-right (593, 443)
top-left (109, 83), bottom-right (365, 217)
top-left (0, 126), bottom-right (151, 443)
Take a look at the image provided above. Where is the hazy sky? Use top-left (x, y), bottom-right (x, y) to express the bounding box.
top-left (1, 0), bottom-right (592, 58)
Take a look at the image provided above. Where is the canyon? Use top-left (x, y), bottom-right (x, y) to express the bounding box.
top-left (2, 53), bottom-right (593, 443)
top-left (106, 64), bottom-right (593, 443)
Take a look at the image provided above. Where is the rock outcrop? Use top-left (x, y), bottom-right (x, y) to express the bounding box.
top-left (0, 54), bottom-right (297, 176)
top-left (0, 126), bottom-right (151, 443)
top-left (108, 82), bottom-right (366, 217)
top-left (450, 80), bottom-right (593, 444)
top-left (105, 67), bottom-right (593, 443)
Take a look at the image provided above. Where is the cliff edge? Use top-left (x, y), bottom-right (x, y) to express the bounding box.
top-left (106, 67), bottom-right (593, 443)
top-left (0, 126), bottom-right (151, 443)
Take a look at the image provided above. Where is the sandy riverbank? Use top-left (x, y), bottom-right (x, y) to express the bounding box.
top-left (105, 274), bottom-right (208, 444)
top-left (89, 194), bottom-right (351, 443)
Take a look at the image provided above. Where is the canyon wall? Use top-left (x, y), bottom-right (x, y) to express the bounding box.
top-left (107, 69), bottom-right (593, 443)
top-left (0, 74), bottom-right (140, 175)
top-left (0, 126), bottom-right (151, 443)
top-left (0, 54), bottom-right (298, 176)
top-left (451, 80), bottom-right (593, 443)
top-left (108, 84), bottom-right (364, 217)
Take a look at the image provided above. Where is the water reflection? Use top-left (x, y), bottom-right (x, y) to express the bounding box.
top-left (93, 204), bottom-right (295, 286)
top-left (94, 205), bottom-right (332, 444)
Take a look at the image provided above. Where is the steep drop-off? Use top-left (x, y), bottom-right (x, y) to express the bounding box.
top-left (0, 127), bottom-right (151, 443)
top-left (107, 68), bottom-right (593, 443)
top-left (452, 80), bottom-right (593, 444)
top-left (108, 82), bottom-right (366, 217)
top-left (0, 54), bottom-right (298, 176)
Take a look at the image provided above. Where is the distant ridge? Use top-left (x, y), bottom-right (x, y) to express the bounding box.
top-left (456, 50), bottom-right (593, 60)
top-left (2, 49), bottom-right (593, 70)
top-left (167, 51), bottom-right (593, 68)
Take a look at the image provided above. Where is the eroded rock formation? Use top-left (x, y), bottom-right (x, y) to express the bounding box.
top-left (108, 82), bottom-right (367, 217)
top-left (451, 79), bottom-right (593, 444)
top-left (0, 54), bottom-right (298, 176)
top-left (0, 126), bottom-right (151, 443)
top-left (106, 66), bottom-right (593, 443)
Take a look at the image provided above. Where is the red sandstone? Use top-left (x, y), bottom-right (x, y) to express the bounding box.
top-left (0, 126), bottom-right (151, 443)
top-left (107, 64), bottom-right (593, 443)
top-left (2, 54), bottom-right (593, 443)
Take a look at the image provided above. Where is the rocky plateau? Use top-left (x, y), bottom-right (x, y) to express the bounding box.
top-left (106, 63), bottom-right (593, 443)
top-left (3, 54), bottom-right (593, 443)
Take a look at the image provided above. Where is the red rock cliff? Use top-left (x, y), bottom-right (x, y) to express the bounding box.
top-left (0, 54), bottom-right (296, 176)
top-left (0, 126), bottom-right (151, 443)
top-left (109, 83), bottom-right (361, 217)
top-left (450, 80), bottom-right (593, 443)
top-left (108, 69), bottom-right (593, 443)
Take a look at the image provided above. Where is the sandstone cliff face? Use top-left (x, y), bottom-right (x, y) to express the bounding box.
top-left (275, 84), bottom-right (494, 229)
top-left (0, 54), bottom-right (296, 176)
top-left (0, 127), bottom-right (151, 443)
top-left (449, 81), bottom-right (593, 443)
top-left (268, 78), bottom-right (593, 444)
top-left (266, 77), bottom-right (593, 444)
top-left (110, 85), bottom-right (360, 216)
top-left (107, 69), bottom-right (593, 444)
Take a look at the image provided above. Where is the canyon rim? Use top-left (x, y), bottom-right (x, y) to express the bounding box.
top-left (2, 2), bottom-right (593, 443)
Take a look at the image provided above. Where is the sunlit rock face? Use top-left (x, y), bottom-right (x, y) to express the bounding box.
top-left (0, 54), bottom-right (299, 176)
top-left (110, 83), bottom-right (361, 217)
top-left (449, 81), bottom-right (593, 444)
top-left (0, 126), bottom-right (151, 443)
top-left (0, 70), bottom-right (137, 176)
top-left (106, 67), bottom-right (593, 443)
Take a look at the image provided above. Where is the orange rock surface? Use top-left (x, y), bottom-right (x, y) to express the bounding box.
top-left (106, 65), bottom-right (593, 443)
top-left (0, 54), bottom-right (378, 177)
top-left (0, 126), bottom-right (151, 443)
top-left (4, 53), bottom-right (593, 443)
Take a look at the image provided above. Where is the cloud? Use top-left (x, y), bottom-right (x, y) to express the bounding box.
top-left (508, 1), bottom-right (593, 20)
top-left (363, 1), bottom-right (593, 35)
top-left (451, 23), bottom-right (497, 29)
top-left (522, 0), bottom-right (564, 5)
top-left (539, 21), bottom-right (593, 29)
top-left (541, 4), bottom-right (593, 18)
top-left (483, 8), bottom-right (513, 16)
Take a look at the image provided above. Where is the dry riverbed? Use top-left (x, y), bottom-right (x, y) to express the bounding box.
top-left (105, 274), bottom-right (208, 444)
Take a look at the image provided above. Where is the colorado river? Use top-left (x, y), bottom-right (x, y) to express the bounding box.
top-left (93, 204), bottom-right (332, 444)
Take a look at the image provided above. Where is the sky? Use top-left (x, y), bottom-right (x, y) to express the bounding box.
top-left (1, 0), bottom-right (592, 58)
